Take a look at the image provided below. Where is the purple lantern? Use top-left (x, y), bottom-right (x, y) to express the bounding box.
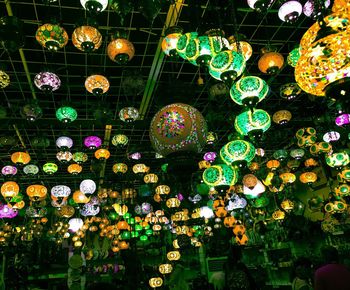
top-left (84, 136), bottom-right (102, 149)
top-left (129, 152), bottom-right (141, 160)
top-left (203, 151), bottom-right (217, 163)
top-left (1, 165), bottom-right (17, 176)
top-left (0, 203), bottom-right (18, 218)
top-left (335, 114), bottom-right (350, 127)
top-left (34, 72), bottom-right (61, 92)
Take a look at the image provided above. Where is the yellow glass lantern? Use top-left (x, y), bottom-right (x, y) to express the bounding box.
top-left (112, 203), bottom-right (128, 216)
top-left (242, 174), bottom-right (258, 189)
top-left (228, 36), bottom-right (253, 61)
top-left (258, 48), bottom-right (284, 74)
top-left (304, 158), bottom-right (318, 167)
top-left (198, 160), bottom-right (211, 170)
top-left (144, 173), bottom-right (159, 184)
top-left (272, 209), bottom-right (285, 220)
top-left (35, 23), bottom-right (68, 51)
top-left (72, 190), bottom-right (90, 204)
top-left (119, 241), bottom-right (129, 250)
top-left (122, 188), bottom-right (137, 199)
top-left (176, 225), bottom-right (190, 235)
top-left (107, 36), bottom-right (135, 65)
top-left (149, 277), bottom-right (163, 288)
top-left (0, 70), bottom-right (10, 88)
top-left (11, 151), bottom-right (31, 165)
top-left (26, 184), bottom-right (47, 201)
top-left (279, 172), bottom-right (296, 184)
top-left (67, 163), bottom-right (82, 175)
top-left (113, 163), bottom-right (128, 174)
top-left (132, 164), bottom-right (150, 174)
top-left (272, 110), bottom-right (292, 125)
top-left (166, 197), bottom-right (181, 208)
top-left (1, 181), bottom-right (20, 200)
top-left (72, 25), bottom-right (102, 52)
top-left (167, 250), bottom-right (181, 261)
top-left (281, 199), bottom-right (294, 212)
top-left (266, 159), bottom-right (280, 171)
top-left (155, 185), bottom-right (170, 195)
top-left (112, 134), bottom-right (128, 146)
top-left (85, 75), bottom-right (109, 95)
top-left (94, 148), bottom-right (110, 160)
top-left (159, 264), bottom-right (173, 274)
top-left (299, 172), bottom-right (317, 184)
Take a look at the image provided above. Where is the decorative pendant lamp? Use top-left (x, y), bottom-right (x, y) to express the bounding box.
top-left (247, 0), bottom-right (274, 11)
top-left (23, 164), bottom-right (39, 176)
top-left (85, 74), bottom-right (109, 95)
top-left (299, 171), bottom-right (317, 184)
top-left (107, 31), bottom-right (135, 65)
top-left (67, 163), bottom-right (82, 175)
top-left (43, 162), bottom-right (58, 174)
top-left (290, 148), bottom-right (305, 159)
top-left (272, 110), bottom-right (292, 125)
top-left (335, 114), bottom-right (350, 126)
top-left (303, 0), bottom-right (330, 19)
top-left (273, 149), bottom-right (288, 161)
top-left (26, 184), bottom-right (47, 201)
top-left (326, 152), bottom-right (350, 169)
top-left (112, 134), bottom-right (129, 146)
top-left (56, 151), bottom-right (73, 163)
top-left (113, 163), bottom-right (128, 174)
top-left (34, 72), bottom-right (61, 92)
top-left (84, 135), bottom-right (102, 149)
top-left (119, 107), bottom-right (139, 122)
top-left (0, 70), bottom-right (10, 88)
top-left (220, 140), bottom-right (256, 168)
top-left (287, 46), bottom-right (301, 67)
top-left (227, 36), bottom-right (253, 61)
top-left (56, 136), bottom-right (73, 150)
top-left (280, 83), bottom-right (301, 100)
top-left (1, 181), bottom-right (19, 201)
top-left (1, 165), bottom-right (17, 177)
top-left (51, 185), bottom-right (71, 198)
top-left (234, 109), bottom-right (271, 138)
top-left (72, 25), bottom-right (102, 52)
top-left (176, 32), bottom-right (198, 60)
top-left (80, 179), bottom-right (96, 194)
top-left (278, 1), bottom-right (303, 23)
top-left (11, 151), bottom-right (30, 165)
top-left (230, 76), bottom-right (269, 107)
top-left (80, 0), bottom-right (108, 13)
top-left (21, 102), bottom-right (42, 121)
top-left (94, 148), bottom-right (110, 160)
top-left (204, 151), bottom-right (217, 162)
top-left (162, 26), bottom-right (183, 57)
top-left (258, 47), bottom-right (284, 74)
top-left (56, 106), bottom-right (78, 123)
top-left (323, 131), bottom-right (340, 143)
top-left (206, 131), bottom-right (218, 145)
top-left (35, 23), bottom-right (68, 51)
top-left (72, 152), bottom-right (88, 163)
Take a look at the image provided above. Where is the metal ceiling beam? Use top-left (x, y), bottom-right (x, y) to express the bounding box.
top-left (138, 0), bottom-right (184, 119)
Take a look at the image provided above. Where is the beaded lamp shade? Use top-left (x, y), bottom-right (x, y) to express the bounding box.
top-left (35, 23), bottom-right (68, 51)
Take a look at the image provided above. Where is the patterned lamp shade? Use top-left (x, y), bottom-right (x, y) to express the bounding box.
top-left (0, 70), bottom-right (10, 88)
top-left (176, 32), bottom-right (198, 60)
top-left (11, 151), bottom-right (30, 165)
top-left (113, 163), bottom-right (128, 174)
top-left (23, 164), bottom-right (39, 176)
top-left (94, 148), bottom-right (110, 160)
top-left (1, 165), bottom-right (17, 176)
top-left (230, 76), bottom-right (269, 107)
top-left (272, 110), bottom-right (292, 125)
top-left (84, 136), bottom-right (102, 149)
top-left (149, 277), bottom-right (163, 288)
top-left (80, 179), bottom-right (96, 194)
top-left (56, 151), bottom-right (73, 163)
top-left (290, 148), bottom-right (305, 159)
top-left (280, 83), bottom-right (301, 100)
top-left (56, 136), bottom-right (73, 150)
top-left (80, 0), bottom-right (108, 13)
top-left (67, 163), bottom-right (82, 175)
top-left (56, 106), bottom-right (78, 123)
top-left (326, 152), bottom-right (350, 168)
top-left (72, 25), bottom-right (102, 52)
top-left (335, 113), bottom-right (350, 126)
top-left (26, 184), bottom-right (47, 201)
top-left (234, 109), bottom-right (271, 137)
top-left (1, 181), bottom-right (20, 200)
top-left (278, 0), bottom-right (303, 23)
top-left (273, 149), bottom-right (288, 161)
top-left (85, 74), bottom-right (109, 95)
top-left (35, 23), bottom-right (68, 51)
top-left (119, 107), bottom-right (139, 122)
top-left (299, 171), bottom-right (317, 184)
top-left (21, 102), bottom-right (43, 121)
top-left (112, 134), bottom-right (129, 146)
top-left (287, 47), bottom-right (301, 67)
top-left (144, 173), bottom-right (159, 184)
top-left (107, 37), bottom-right (135, 65)
top-left (228, 36), bottom-right (253, 61)
top-left (43, 163), bottom-right (58, 174)
top-left (202, 164), bottom-right (238, 187)
top-left (258, 50), bottom-right (284, 74)
top-left (51, 185), bottom-right (71, 198)
top-left (220, 140), bottom-right (256, 167)
top-left (162, 26), bottom-right (183, 57)
top-left (280, 172), bottom-right (296, 184)
top-left (72, 152), bottom-right (88, 163)
top-left (34, 72), bottom-right (61, 92)
top-left (132, 164), bottom-right (149, 174)
top-left (266, 159), bottom-right (280, 170)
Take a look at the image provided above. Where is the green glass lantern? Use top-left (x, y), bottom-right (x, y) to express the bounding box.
top-left (230, 76), bottom-right (269, 107)
top-left (234, 109), bottom-right (271, 138)
top-left (287, 46), bottom-right (301, 67)
top-left (112, 134), bottom-right (128, 146)
top-left (326, 152), bottom-right (350, 169)
top-left (202, 164), bottom-right (238, 187)
top-left (43, 162), bottom-right (58, 174)
top-left (273, 149), bottom-right (288, 161)
top-left (220, 140), bottom-right (256, 167)
top-left (72, 152), bottom-right (88, 164)
top-left (56, 106), bottom-right (78, 123)
top-left (209, 50), bottom-right (246, 85)
top-left (35, 23), bottom-right (68, 52)
top-left (176, 32), bottom-right (198, 61)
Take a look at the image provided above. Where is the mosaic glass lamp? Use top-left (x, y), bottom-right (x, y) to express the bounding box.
top-left (56, 106), bottom-right (78, 123)
top-left (119, 107), bottom-right (139, 122)
top-left (35, 23), bottom-right (68, 51)
top-left (56, 136), bottom-right (73, 150)
top-left (34, 72), bottom-right (61, 92)
top-left (21, 102), bottom-right (43, 121)
top-left (162, 26), bottom-right (183, 57)
top-left (247, 0), bottom-right (274, 11)
top-left (56, 151), bottom-right (73, 163)
top-left (67, 163), bottom-right (83, 175)
top-left (1, 165), bottom-right (17, 176)
top-left (111, 134), bottom-right (128, 146)
top-left (72, 152), bottom-right (88, 163)
top-left (176, 32), bottom-right (198, 60)
top-left (23, 164), bottom-right (39, 176)
top-left (280, 83), bottom-right (301, 100)
top-left (234, 109), bottom-right (271, 138)
top-left (11, 151), bottom-right (30, 165)
top-left (80, 179), bottom-right (96, 194)
top-left (326, 151), bottom-right (350, 169)
top-left (220, 140), bottom-right (256, 168)
top-left (258, 48), bottom-right (284, 74)
top-left (227, 36), bottom-right (253, 61)
top-left (85, 74), bottom-right (109, 95)
top-left (0, 70), bottom-right (10, 88)
top-left (272, 110), bottom-right (292, 125)
top-left (84, 136), bottom-right (102, 149)
top-left (335, 114), bottom-right (350, 126)
top-left (43, 162), bottom-right (58, 174)
top-left (287, 46), bottom-right (301, 67)
top-left (203, 164), bottom-right (238, 187)
top-left (278, 0), bottom-right (303, 23)
top-left (107, 32), bottom-right (135, 65)
top-left (94, 148), bottom-right (110, 160)
top-left (72, 25), bottom-right (102, 52)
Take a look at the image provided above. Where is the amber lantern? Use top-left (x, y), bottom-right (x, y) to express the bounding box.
top-left (26, 184), bottom-right (47, 201)
top-left (258, 47), bottom-right (284, 74)
top-left (149, 277), bottom-right (163, 288)
top-left (11, 151), bottom-right (31, 165)
top-left (35, 23), bottom-right (68, 52)
top-left (167, 250), bottom-right (181, 261)
top-left (279, 172), bottom-right (296, 184)
top-left (159, 263), bottom-right (173, 275)
top-left (72, 25), bottom-right (102, 52)
top-left (73, 190), bottom-right (90, 204)
top-left (304, 158), bottom-right (318, 168)
top-left (132, 164), bottom-right (150, 174)
top-left (228, 36), bottom-right (253, 61)
top-left (155, 185), bottom-right (170, 195)
top-left (144, 173), bottom-right (159, 184)
top-left (299, 171), bottom-right (317, 184)
top-left (236, 234), bottom-right (249, 245)
top-left (272, 110), bottom-right (292, 125)
top-left (242, 174), bottom-right (258, 189)
top-left (85, 74), bottom-right (109, 95)
top-left (281, 199), bottom-right (294, 212)
top-left (198, 160), bottom-right (211, 170)
top-left (94, 148), bottom-right (110, 160)
top-left (266, 159), bottom-right (280, 171)
top-left (272, 209), bottom-right (285, 220)
top-left (67, 163), bottom-right (83, 175)
top-left (166, 198), bottom-right (181, 208)
top-left (1, 181), bottom-right (20, 201)
top-left (107, 32), bottom-right (135, 65)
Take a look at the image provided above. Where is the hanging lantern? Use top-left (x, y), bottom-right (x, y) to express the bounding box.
top-left (290, 148), bottom-right (305, 159)
top-left (176, 32), bottom-right (198, 60)
top-left (206, 132), bottom-right (218, 145)
top-left (155, 185), bottom-right (170, 195)
top-left (73, 190), bottom-right (90, 204)
top-left (0, 70), bottom-right (10, 88)
top-left (326, 152), bottom-right (350, 169)
top-left (149, 277), bottom-right (163, 288)
top-left (51, 185), bottom-right (71, 198)
top-left (23, 164), bottom-right (39, 176)
top-left (67, 163), bottom-right (82, 175)
top-left (202, 164), bottom-right (238, 187)
top-left (144, 173), bottom-right (159, 184)
top-left (84, 136), bottom-right (102, 149)
top-left (304, 158), bottom-right (318, 167)
top-left (209, 50), bottom-right (246, 85)
top-left (56, 106), bottom-right (78, 123)
top-left (335, 113), bottom-right (350, 126)
top-left (234, 109), bottom-right (271, 138)
top-left (272, 110), bottom-right (292, 125)
top-left (132, 164), bottom-right (149, 174)
top-left (334, 183), bottom-right (350, 197)
top-left (94, 148), bottom-right (110, 160)
top-left (26, 184), bottom-right (47, 201)
top-left (72, 25), bottom-right (102, 52)
top-left (167, 251), bottom-right (181, 261)
top-left (280, 83), bottom-right (301, 100)
top-left (80, 0), bottom-right (108, 13)
top-left (220, 140), bottom-right (256, 167)
top-left (1, 181), bottom-right (19, 200)
top-left (56, 151), bottom-right (72, 163)
top-left (112, 134), bottom-right (128, 146)
top-left (107, 32), bottom-right (135, 65)
top-left (258, 48), bottom-right (284, 74)
top-left (129, 151), bottom-right (142, 160)
top-left (273, 149), bottom-right (288, 161)
top-left (34, 72), bottom-right (61, 92)
top-left (166, 197), bottom-right (181, 208)
top-left (288, 159), bottom-right (301, 170)
top-left (227, 36), bottom-right (253, 61)
top-left (303, 0), bottom-right (331, 19)
top-left (80, 179), bottom-right (96, 194)
top-left (85, 74), bottom-right (109, 95)
top-left (323, 131), bottom-right (341, 143)
top-left (68, 217), bottom-right (84, 232)
top-left (1, 165), bottom-right (17, 177)
top-left (278, 1), bottom-right (303, 23)
top-left (113, 163), bottom-right (128, 174)
top-left (72, 152), bottom-right (88, 163)
top-left (247, 0), bottom-right (274, 11)
top-left (337, 168), bottom-right (350, 183)
top-left (35, 23), bottom-right (68, 51)
top-left (43, 163), bottom-right (58, 174)
top-left (162, 26), bottom-right (183, 57)
top-left (299, 171), bottom-right (317, 184)
top-left (203, 151), bottom-right (217, 162)
top-left (198, 160), bottom-right (211, 169)
top-left (287, 47), bottom-right (301, 67)
top-left (21, 102), bottom-right (42, 121)
top-left (242, 174), bottom-right (258, 189)
top-left (230, 76), bottom-right (269, 107)
top-left (266, 159), bottom-right (280, 170)
top-left (119, 107), bottom-right (139, 122)
top-left (56, 136), bottom-right (73, 150)
top-left (11, 151), bottom-right (30, 165)
top-left (248, 162), bottom-right (260, 172)
top-left (272, 209), bottom-right (286, 220)
top-left (159, 264), bottom-right (173, 275)
top-left (280, 172), bottom-right (296, 184)
top-left (0, 204), bottom-right (18, 218)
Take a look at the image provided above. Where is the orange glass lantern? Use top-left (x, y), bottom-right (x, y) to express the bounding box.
top-left (233, 224), bottom-right (246, 236)
top-left (300, 172), bottom-right (317, 184)
top-left (242, 174), bottom-right (258, 189)
top-left (118, 241), bottom-right (129, 249)
top-left (258, 48), bottom-right (284, 74)
top-left (85, 74), bottom-right (109, 95)
top-left (155, 185), bottom-right (170, 195)
top-left (1, 181), bottom-right (20, 200)
top-left (272, 209), bottom-right (285, 220)
top-left (224, 216), bottom-right (236, 228)
top-left (72, 190), bottom-right (90, 204)
top-left (235, 234), bottom-right (249, 245)
top-left (107, 34), bottom-right (135, 65)
top-left (272, 110), bottom-right (292, 125)
top-left (266, 159), bottom-right (280, 171)
top-left (281, 199), bottom-right (294, 212)
top-left (11, 151), bottom-right (31, 165)
top-left (144, 173), bottom-right (159, 184)
top-left (26, 184), bottom-right (47, 201)
top-left (198, 160), bottom-right (211, 170)
top-left (116, 220), bottom-right (129, 230)
top-left (304, 158), bottom-right (318, 168)
top-left (279, 172), bottom-right (296, 184)
top-left (94, 148), bottom-right (110, 160)
top-left (72, 25), bottom-right (102, 52)
top-left (67, 163), bottom-right (82, 175)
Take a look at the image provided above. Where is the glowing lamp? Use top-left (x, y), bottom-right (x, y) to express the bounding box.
top-left (21, 102), bottom-right (42, 121)
top-left (303, 0), bottom-right (331, 18)
top-left (84, 136), bottom-right (102, 149)
top-left (1, 181), bottom-right (19, 200)
top-left (51, 185), bottom-right (71, 198)
top-left (280, 172), bottom-right (296, 184)
top-left (0, 204), bottom-right (18, 219)
top-left (144, 173), bottom-right (159, 184)
top-left (227, 36), bottom-right (253, 61)
top-left (122, 188), bottom-right (137, 199)
top-left (338, 168), bottom-right (350, 183)
top-left (326, 152), bottom-right (350, 168)
top-left (1, 165), bottom-right (17, 176)
top-left (202, 164), bottom-right (238, 187)
top-left (56, 151), bottom-right (72, 163)
top-left (129, 152), bottom-right (142, 160)
top-left (206, 131), bottom-right (218, 145)
top-left (162, 26), bottom-right (183, 57)
top-left (230, 76), bottom-right (269, 107)
top-left (273, 149), bottom-right (288, 161)
top-left (247, 0), bottom-right (274, 11)
top-left (280, 83), bottom-right (301, 100)
top-left (304, 158), bottom-right (318, 167)
top-left (242, 174), bottom-right (258, 188)
top-left (85, 74), bottom-right (109, 95)
top-left (176, 32), bottom-right (198, 60)
top-left (309, 142), bottom-right (332, 155)
top-left (68, 218), bottom-right (84, 232)
top-left (266, 159), bottom-right (280, 170)
top-left (119, 107), bottom-right (139, 122)
top-left (34, 72), bottom-right (61, 92)
top-left (132, 164), bottom-right (149, 174)
top-left (272, 110), bottom-right (292, 125)
top-left (112, 134), bottom-right (128, 146)
top-left (56, 136), bottom-right (73, 150)
top-left (323, 131), bottom-right (340, 142)
top-left (107, 35), bottom-right (135, 65)
top-left (299, 171), bottom-right (317, 184)
top-left (203, 151), bottom-right (217, 162)
top-left (113, 163), bottom-right (128, 174)
top-left (80, 179), bottom-right (96, 194)
top-left (155, 185), bottom-right (170, 195)
top-left (149, 277), bottom-right (163, 288)
top-left (72, 25), bottom-right (102, 52)
top-left (43, 163), bottom-right (58, 174)
top-left (23, 164), bottom-right (39, 176)
top-left (159, 264), bottom-right (173, 275)
top-left (290, 148), bottom-right (305, 159)
top-left (73, 190), bottom-right (90, 204)
top-left (287, 47), bottom-right (301, 67)
top-left (335, 114), bottom-right (350, 126)
top-left (166, 198), bottom-right (181, 208)
top-left (234, 109), bottom-right (271, 138)
top-left (0, 70), bottom-right (10, 88)
top-left (272, 210), bottom-right (285, 220)
top-left (72, 152), bottom-right (88, 163)
top-left (35, 23), bottom-right (68, 51)
top-left (26, 184), bottom-right (47, 201)
top-left (198, 160), bottom-right (211, 169)
top-left (94, 148), bottom-right (110, 160)
top-left (80, 0), bottom-right (108, 13)
top-left (67, 163), bottom-right (82, 175)
top-left (258, 49), bottom-right (284, 74)
top-left (56, 106), bottom-right (77, 123)
top-left (278, 1), bottom-right (303, 23)
top-left (11, 151), bottom-right (30, 165)
top-left (220, 140), bottom-right (256, 167)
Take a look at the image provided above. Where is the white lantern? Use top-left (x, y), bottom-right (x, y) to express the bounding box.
top-left (68, 218), bottom-right (84, 232)
top-left (278, 1), bottom-right (303, 23)
top-left (23, 164), bottom-right (39, 176)
top-left (243, 180), bottom-right (265, 199)
top-left (51, 185), bottom-right (71, 197)
top-left (56, 136), bottom-right (73, 150)
top-left (199, 206), bottom-right (214, 219)
top-left (80, 179), bottom-right (96, 194)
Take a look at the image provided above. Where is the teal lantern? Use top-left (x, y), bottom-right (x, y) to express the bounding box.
top-left (209, 50), bottom-right (246, 85)
top-left (43, 162), bottom-right (58, 174)
top-left (220, 140), bottom-right (256, 168)
top-left (326, 152), bottom-right (350, 169)
top-left (234, 109), bottom-right (271, 138)
top-left (56, 106), bottom-right (78, 123)
top-left (202, 164), bottom-right (238, 187)
top-left (176, 32), bottom-right (198, 60)
top-left (230, 76), bottom-right (269, 107)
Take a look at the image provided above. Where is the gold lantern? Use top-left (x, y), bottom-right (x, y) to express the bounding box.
top-left (85, 74), bottom-right (109, 95)
top-left (149, 277), bottom-right (163, 288)
top-left (159, 264), bottom-right (173, 274)
top-left (132, 163), bottom-right (150, 174)
top-left (144, 173), bottom-right (159, 184)
top-left (155, 185), bottom-right (170, 195)
top-left (228, 36), bottom-right (253, 61)
top-left (122, 188), bottom-right (137, 199)
top-left (242, 174), bottom-right (258, 189)
top-left (107, 34), bottom-right (135, 65)
top-left (26, 184), bottom-right (47, 201)
top-left (166, 197), bottom-right (181, 208)
top-left (281, 199), bottom-right (294, 212)
top-left (67, 163), bottom-right (82, 175)
top-left (198, 160), bottom-right (211, 170)
top-left (1, 181), bottom-right (20, 200)
top-left (272, 110), bottom-right (292, 125)
top-left (258, 48), bottom-right (284, 74)
top-left (11, 151), bottom-right (31, 165)
top-left (279, 172), bottom-right (296, 184)
top-left (266, 159), bottom-right (280, 171)
top-left (72, 25), bottom-right (102, 52)
top-left (167, 250), bottom-right (181, 261)
top-left (112, 203), bottom-right (128, 216)
top-left (94, 148), bottom-right (111, 160)
top-left (72, 190), bottom-right (90, 204)
top-left (299, 172), bottom-right (317, 184)
top-left (272, 209), bottom-right (285, 220)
